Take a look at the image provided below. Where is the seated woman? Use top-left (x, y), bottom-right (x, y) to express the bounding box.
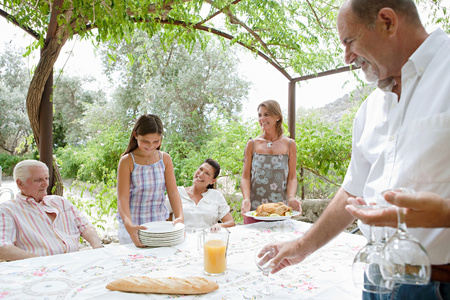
top-left (166, 159), bottom-right (235, 230)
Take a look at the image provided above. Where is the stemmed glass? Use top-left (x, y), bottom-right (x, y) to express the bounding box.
top-left (352, 195), bottom-right (392, 293)
top-left (380, 188), bottom-right (431, 285)
top-left (254, 245), bottom-right (276, 296)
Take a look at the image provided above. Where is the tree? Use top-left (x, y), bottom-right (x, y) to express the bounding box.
top-left (101, 31), bottom-right (250, 148)
top-left (1, 0), bottom-right (448, 194)
top-left (0, 44), bottom-right (31, 155)
top-left (52, 74), bottom-right (106, 146)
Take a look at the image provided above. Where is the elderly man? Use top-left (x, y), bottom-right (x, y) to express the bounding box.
top-left (0, 160), bottom-right (103, 261)
top-left (264, 0), bottom-right (450, 299)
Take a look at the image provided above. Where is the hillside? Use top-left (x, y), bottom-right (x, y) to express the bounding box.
top-left (314, 83), bottom-right (376, 123)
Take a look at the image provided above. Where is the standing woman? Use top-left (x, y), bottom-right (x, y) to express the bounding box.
top-left (240, 100), bottom-right (301, 224)
top-left (117, 114), bottom-right (183, 246)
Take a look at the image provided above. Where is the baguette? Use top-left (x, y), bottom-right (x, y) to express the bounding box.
top-left (106, 276), bottom-right (219, 294)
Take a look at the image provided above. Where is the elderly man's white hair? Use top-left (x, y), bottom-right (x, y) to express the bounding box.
top-left (13, 160), bottom-right (48, 182)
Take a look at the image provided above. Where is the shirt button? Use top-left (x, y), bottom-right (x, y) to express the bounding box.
top-left (389, 135), bottom-right (395, 141)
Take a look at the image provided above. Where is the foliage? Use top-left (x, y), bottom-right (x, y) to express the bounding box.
top-left (172, 117), bottom-right (260, 188)
top-left (56, 122), bottom-right (128, 182)
top-left (0, 44), bottom-right (32, 155)
top-left (0, 152), bottom-right (32, 176)
top-left (65, 173), bottom-right (118, 233)
top-left (52, 74), bottom-right (107, 147)
top-left (100, 31), bottom-right (250, 148)
top-left (295, 84), bottom-right (373, 199)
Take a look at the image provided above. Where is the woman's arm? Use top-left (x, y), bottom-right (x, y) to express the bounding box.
top-left (240, 139), bottom-right (253, 215)
top-left (286, 139), bottom-right (301, 212)
top-left (163, 152), bottom-right (184, 225)
top-left (219, 212), bottom-right (236, 228)
top-left (117, 155), bottom-right (146, 247)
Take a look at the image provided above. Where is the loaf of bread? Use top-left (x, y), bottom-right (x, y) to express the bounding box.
top-left (106, 276), bottom-right (219, 294)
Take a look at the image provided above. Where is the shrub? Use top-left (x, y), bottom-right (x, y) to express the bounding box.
top-left (0, 153), bottom-right (31, 176)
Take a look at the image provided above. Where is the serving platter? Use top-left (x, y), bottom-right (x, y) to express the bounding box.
top-left (245, 210), bottom-right (302, 221)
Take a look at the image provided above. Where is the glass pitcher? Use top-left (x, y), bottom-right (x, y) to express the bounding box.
top-left (198, 227), bottom-right (230, 276)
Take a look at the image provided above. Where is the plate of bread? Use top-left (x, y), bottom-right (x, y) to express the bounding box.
top-left (245, 202), bottom-right (301, 221)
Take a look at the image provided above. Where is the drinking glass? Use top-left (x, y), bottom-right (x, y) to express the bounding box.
top-left (254, 245), bottom-right (276, 296)
top-left (380, 188), bottom-right (431, 285)
top-left (352, 196), bottom-right (393, 293)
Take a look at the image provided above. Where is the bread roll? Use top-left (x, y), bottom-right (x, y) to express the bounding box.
top-left (106, 276), bottom-right (219, 294)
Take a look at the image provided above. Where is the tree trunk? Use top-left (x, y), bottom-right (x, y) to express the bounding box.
top-left (26, 11), bottom-right (73, 196)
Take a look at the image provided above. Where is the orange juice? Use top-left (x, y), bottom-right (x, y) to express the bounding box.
top-left (204, 239), bottom-right (227, 275)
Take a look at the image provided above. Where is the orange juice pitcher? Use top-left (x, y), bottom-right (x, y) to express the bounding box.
top-left (198, 227), bottom-right (230, 276)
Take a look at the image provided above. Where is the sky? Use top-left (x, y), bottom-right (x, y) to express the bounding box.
top-left (1, 2), bottom-right (447, 121)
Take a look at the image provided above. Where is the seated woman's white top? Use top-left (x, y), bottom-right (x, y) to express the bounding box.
top-left (166, 187), bottom-right (230, 230)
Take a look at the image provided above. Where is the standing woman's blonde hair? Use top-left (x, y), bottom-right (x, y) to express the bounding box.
top-left (257, 100), bottom-right (284, 137)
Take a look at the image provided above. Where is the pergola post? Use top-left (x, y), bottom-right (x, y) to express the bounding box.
top-left (288, 81), bottom-right (296, 140)
top-left (40, 69), bottom-right (54, 194)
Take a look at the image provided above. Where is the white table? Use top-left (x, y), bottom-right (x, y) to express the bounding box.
top-left (0, 220), bottom-right (366, 299)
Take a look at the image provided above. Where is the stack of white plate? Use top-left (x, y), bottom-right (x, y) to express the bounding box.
top-left (138, 221), bottom-right (185, 247)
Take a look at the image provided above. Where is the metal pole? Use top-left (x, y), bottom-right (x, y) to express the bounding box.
top-left (288, 81), bottom-right (295, 139)
top-left (40, 69), bottom-right (54, 194)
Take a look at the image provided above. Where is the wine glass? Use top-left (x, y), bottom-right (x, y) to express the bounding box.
top-left (352, 196), bottom-right (392, 293)
top-left (380, 188), bottom-right (431, 285)
top-left (254, 245), bottom-right (276, 296)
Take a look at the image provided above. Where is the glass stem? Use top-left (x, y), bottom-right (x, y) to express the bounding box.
top-left (265, 273), bottom-right (271, 294)
top-left (397, 207), bottom-right (408, 232)
top-left (380, 226), bottom-right (388, 244)
top-left (368, 224), bottom-right (376, 244)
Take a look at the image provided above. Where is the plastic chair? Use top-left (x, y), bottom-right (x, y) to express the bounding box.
top-left (0, 187), bottom-right (14, 202)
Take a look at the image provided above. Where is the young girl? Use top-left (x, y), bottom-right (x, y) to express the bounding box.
top-left (116, 114), bottom-right (183, 246)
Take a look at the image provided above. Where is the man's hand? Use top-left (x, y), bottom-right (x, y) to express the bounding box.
top-left (0, 245), bottom-right (38, 261)
top-left (346, 191), bottom-right (450, 228)
top-left (265, 239), bottom-right (308, 274)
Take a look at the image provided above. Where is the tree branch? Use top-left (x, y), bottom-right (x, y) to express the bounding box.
top-left (305, 0), bottom-right (335, 30)
top-left (0, 9), bottom-right (40, 40)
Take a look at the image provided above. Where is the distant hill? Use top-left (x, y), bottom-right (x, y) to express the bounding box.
top-left (313, 84), bottom-right (376, 123)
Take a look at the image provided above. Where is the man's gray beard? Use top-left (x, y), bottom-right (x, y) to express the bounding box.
top-left (354, 57), bottom-right (378, 82)
top-left (356, 58), bottom-right (395, 91)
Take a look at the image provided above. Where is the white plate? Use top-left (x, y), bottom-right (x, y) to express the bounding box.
top-left (245, 210), bottom-right (301, 221)
top-left (138, 233), bottom-right (183, 239)
top-left (139, 236), bottom-right (185, 247)
top-left (139, 221), bottom-right (185, 234)
top-left (139, 230), bottom-right (184, 239)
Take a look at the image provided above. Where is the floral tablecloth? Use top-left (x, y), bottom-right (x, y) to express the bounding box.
top-left (0, 220), bottom-right (366, 299)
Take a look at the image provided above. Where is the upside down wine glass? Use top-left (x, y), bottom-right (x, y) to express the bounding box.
top-left (352, 196), bottom-right (392, 294)
top-left (380, 188), bottom-right (431, 285)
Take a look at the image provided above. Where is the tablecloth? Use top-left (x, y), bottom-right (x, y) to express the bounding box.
top-left (0, 220), bottom-right (366, 299)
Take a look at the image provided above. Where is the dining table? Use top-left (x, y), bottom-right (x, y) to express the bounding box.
top-left (0, 219), bottom-right (366, 299)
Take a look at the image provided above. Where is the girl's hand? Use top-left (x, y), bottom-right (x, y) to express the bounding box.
top-left (172, 217), bottom-right (184, 226)
top-left (124, 221), bottom-right (147, 247)
top-left (211, 223), bottom-right (222, 232)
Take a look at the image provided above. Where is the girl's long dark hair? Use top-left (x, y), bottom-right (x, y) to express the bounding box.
top-left (204, 158), bottom-right (220, 189)
top-left (122, 114), bottom-right (164, 157)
